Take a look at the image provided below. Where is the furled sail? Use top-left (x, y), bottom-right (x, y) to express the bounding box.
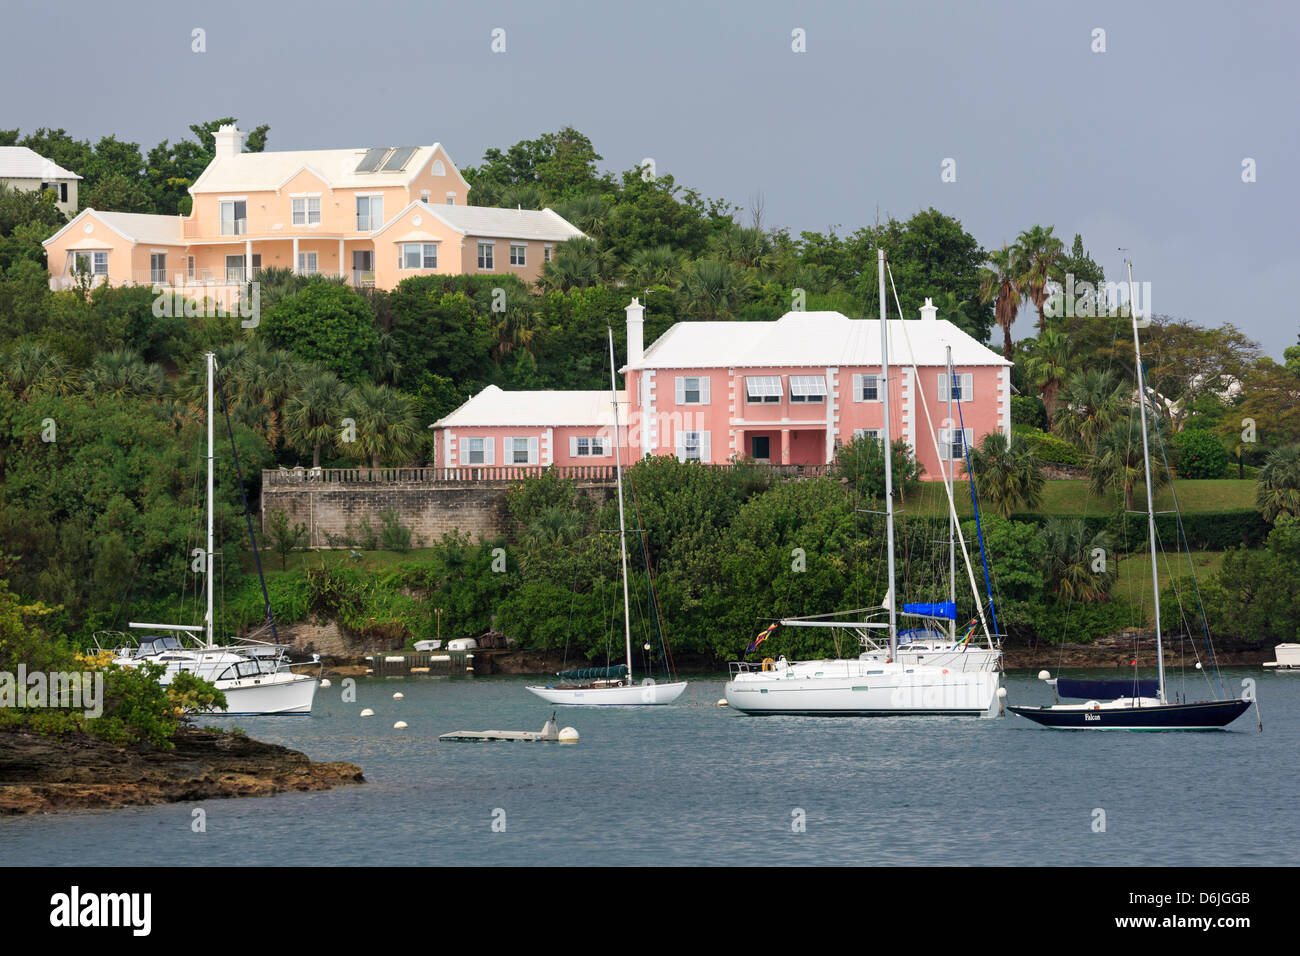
top-left (555, 664), bottom-right (629, 680)
top-left (902, 601), bottom-right (957, 620)
top-left (1056, 677), bottom-right (1159, 700)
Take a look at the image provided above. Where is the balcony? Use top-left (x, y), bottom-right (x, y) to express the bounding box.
top-left (219, 218), bottom-right (248, 237)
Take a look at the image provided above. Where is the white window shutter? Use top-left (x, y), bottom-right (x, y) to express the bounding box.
top-left (701, 431), bottom-right (711, 461)
top-left (569, 437), bottom-right (578, 457)
top-left (937, 373), bottom-right (948, 403)
top-left (938, 428), bottom-right (950, 460)
top-left (674, 431), bottom-right (686, 461)
top-left (675, 377), bottom-right (686, 405)
top-left (852, 373), bottom-right (863, 402)
top-left (528, 437), bottom-right (539, 465)
top-left (964, 428), bottom-right (974, 454)
top-left (962, 373), bottom-right (974, 401)
top-left (484, 438), bottom-right (495, 465)
top-left (699, 377), bottom-right (710, 405)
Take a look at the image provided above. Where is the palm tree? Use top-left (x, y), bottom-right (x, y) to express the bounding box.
top-left (1256, 444), bottom-right (1300, 522)
top-left (285, 372), bottom-right (350, 468)
top-left (491, 306), bottom-right (538, 367)
top-left (933, 291), bottom-right (979, 339)
top-left (1040, 518), bottom-right (1116, 603)
top-left (711, 225), bottom-right (773, 271)
top-left (538, 237), bottom-right (603, 291)
top-left (1054, 367), bottom-right (1130, 453)
top-left (551, 194), bottom-right (608, 238)
top-left (497, 185), bottom-right (547, 211)
top-left (679, 259), bottom-right (754, 320)
top-left (1016, 225), bottom-right (1065, 333)
top-left (979, 244), bottom-right (1024, 360)
top-left (345, 382), bottom-right (422, 469)
top-left (237, 347), bottom-right (303, 449)
top-left (1088, 416), bottom-right (1168, 511)
top-left (965, 431), bottom-right (1043, 518)
top-left (1, 341), bottom-right (73, 399)
top-left (622, 245), bottom-right (683, 290)
top-left (1022, 328), bottom-right (1073, 427)
top-left (81, 349), bottom-right (165, 400)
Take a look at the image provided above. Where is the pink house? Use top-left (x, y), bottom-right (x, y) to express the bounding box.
top-left (431, 299), bottom-right (1011, 480)
top-left (43, 125), bottom-right (583, 296)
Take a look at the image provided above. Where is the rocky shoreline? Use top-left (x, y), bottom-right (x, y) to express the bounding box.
top-left (0, 727), bottom-right (363, 816)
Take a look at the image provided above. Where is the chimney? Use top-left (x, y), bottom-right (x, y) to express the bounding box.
top-left (213, 124), bottom-right (243, 159)
top-left (625, 297), bottom-right (645, 366)
top-left (919, 297), bottom-right (938, 322)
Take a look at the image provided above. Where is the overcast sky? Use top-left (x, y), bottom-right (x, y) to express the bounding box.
top-left (4, 0), bottom-right (1295, 355)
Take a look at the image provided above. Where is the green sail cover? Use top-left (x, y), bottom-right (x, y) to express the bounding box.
top-left (556, 664), bottom-right (628, 680)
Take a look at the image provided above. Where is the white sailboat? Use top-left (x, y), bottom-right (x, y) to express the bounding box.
top-left (112, 352), bottom-right (319, 717)
top-left (725, 249), bottom-right (1003, 717)
top-left (526, 329), bottom-right (687, 706)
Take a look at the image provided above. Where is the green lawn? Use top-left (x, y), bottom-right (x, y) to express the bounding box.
top-left (904, 478), bottom-right (1256, 518)
top-left (1110, 549), bottom-right (1232, 627)
top-left (246, 547), bottom-right (441, 575)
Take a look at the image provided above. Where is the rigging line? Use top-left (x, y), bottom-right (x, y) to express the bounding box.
top-left (885, 260), bottom-right (992, 647)
top-left (213, 361), bottom-right (278, 644)
top-left (955, 384), bottom-right (1000, 637)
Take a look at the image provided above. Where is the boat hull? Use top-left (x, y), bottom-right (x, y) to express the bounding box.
top-left (725, 666), bottom-right (1000, 717)
top-left (209, 675), bottom-right (319, 716)
top-left (525, 681), bottom-right (688, 706)
top-left (1008, 698), bottom-right (1251, 730)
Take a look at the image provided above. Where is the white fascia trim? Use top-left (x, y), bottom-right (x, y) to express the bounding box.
top-left (429, 143), bottom-right (472, 189)
top-left (217, 195), bottom-right (249, 202)
top-left (274, 165), bottom-right (331, 194)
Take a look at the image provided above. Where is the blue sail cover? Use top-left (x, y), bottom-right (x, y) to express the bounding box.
top-left (1056, 677), bottom-right (1159, 700)
top-left (902, 602), bottom-right (957, 620)
top-left (556, 664), bottom-right (628, 680)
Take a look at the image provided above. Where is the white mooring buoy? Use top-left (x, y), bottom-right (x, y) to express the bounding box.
top-left (320, 678), bottom-right (331, 688)
top-left (393, 692), bottom-right (404, 700)
top-left (717, 698), bottom-right (728, 707)
top-left (359, 708), bottom-right (375, 718)
top-left (1037, 670), bottom-right (1051, 681)
top-left (558, 726), bottom-right (580, 743)
top-left (997, 687), bottom-right (1007, 698)
top-left (394, 721), bottom-right (408, 729)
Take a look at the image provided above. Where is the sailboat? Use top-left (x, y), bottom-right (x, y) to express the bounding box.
top-left (724, 250), bottom-right (1003, 716)
top-left (526, 328), bottom-right (688, 706)
top-left (1008, 261), bottom-right (1251, 730)
top-left (111, 352), bottom-right (319, 717)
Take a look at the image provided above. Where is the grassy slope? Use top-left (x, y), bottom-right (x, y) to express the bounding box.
top-left (904, 478), bottom-right (1255, 517)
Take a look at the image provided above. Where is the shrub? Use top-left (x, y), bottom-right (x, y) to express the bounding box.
top-left (1172, 429), bottom-right (1228, 479)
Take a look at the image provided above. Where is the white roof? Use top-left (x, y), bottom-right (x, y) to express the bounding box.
top-left (433, 385), bottom-right (625, 428)
top-left (415, 203), bottom-right (585, 242)
top-left (191, 143), bottom-right (462, 193)
top-left (43, 209), bottom-right (184, 247)
top-left (0, 146), bottom-right (82, 180)
top-left (627, 311), bottom-right (1009, 371)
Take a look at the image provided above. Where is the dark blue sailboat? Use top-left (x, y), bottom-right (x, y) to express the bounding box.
top-left (1009, 261), bottom-right (1253, 731)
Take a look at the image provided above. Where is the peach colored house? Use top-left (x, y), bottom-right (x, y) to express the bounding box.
top-left (43, 125), bottom-right (582, 295)
top-left (432, 299), bottom-right (1012, 481)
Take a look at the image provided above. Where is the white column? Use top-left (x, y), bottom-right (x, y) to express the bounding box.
top-left (293, 237), bottom-right (299, 275)
top-left (244, 238), bottom-right (252, 280)
top-left (339, 238), bottom-right (345, 281)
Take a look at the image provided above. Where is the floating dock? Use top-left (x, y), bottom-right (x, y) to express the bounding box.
top-left (364, 649), bottom-right (473, 676)
top-left (439, 717), bottom-right (576, 743)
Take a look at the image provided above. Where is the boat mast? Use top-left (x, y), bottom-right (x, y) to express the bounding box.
top-left (205, 351), bottom-right (215, 649)
top-left (607, 327), bottom-right (634, 684)
top-left (1127, 260), bottom-right (1166, 702)
top-left (879, 249), bottom-right (898, 659)
top-left (946, 344), bottom-right (956, 641)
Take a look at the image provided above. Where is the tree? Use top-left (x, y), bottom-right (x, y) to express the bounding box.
top-left (1089, 416), bottom-right (1168, 511)
top-left (979, 244), bottom-right (1023, 360)
top-left (965, 431), bottom-right (1043, 518)
top-left (1016, 224), bottom-right (1064, 333)
top-left (678, 259), bottom-right (754, 320)
top-left (264, 509), bottom-right (309, 570)
top-left (1172, 428), bottom-right (1228, 479)
top-left (1053, 367), bottom-right (1129, 454)
top-left (833, 434), bottom-right (923, 500)
top-left (284, 371), bottom-right (349, 468)
top-left (1022, 328), bottom-right (1072, 427)
top-left (345, 383), bottom-right (422, 468)
top-left (261, 281), bottom-right (379, 383)
top-left (1040, 518), bottom-right (1117, 603)
top-left (463, 127), bottom-right (607, 201)
top-left (1256, 444), bottom-right (1300, 523)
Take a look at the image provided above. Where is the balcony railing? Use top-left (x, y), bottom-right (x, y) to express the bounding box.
top-left (263, 462), bottom-right (832, 487)
top-left (48, 268), bottom-right (376, 293)
top-left (219, 218), bottom-right (248, 236)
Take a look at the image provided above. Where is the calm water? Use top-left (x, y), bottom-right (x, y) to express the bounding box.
top-left (3, 668), bottom-right (1295, 866)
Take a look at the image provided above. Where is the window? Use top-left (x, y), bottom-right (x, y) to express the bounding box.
top-left (544, 245), bottom-right (552, 263)
top-left (446, 192), bottom-right (456, 205)
top-left (219, 200), bottom-right (247, 236)
top-left (939, 373), bottom-right (974, 402)
top-left (478, 242), bottom-right (494, 269)
top-left (676, 430), bottom-right (710, 462)
top-left (73, 251), bottom-right (108, 276)
top-left (401, 243), bottom-right (438, 269)
top-left (854, 374), bottom-right (880, 402)
top-left (150, 253), bottom-right (166, 283)
top-left (939, 427), bottom-right (974, 461)
top-left (356, 195), bottom-right (384, 231)
top-left (292, 197), bottom-right (321, 226)
top-left (420, 190), bottom-right (431, 204)
top-left (789, 375), bottom-right (827, 403)
top-left (510, 243), bottom-right (526, 266)
top-left (675, 375), bottom-right (709, 405)
top-left (853, 428), bottom-right (881, 442)
top-left (745, 376), bottom-right (782, 403)
top-left (297, 251), bottom-right (318, 274)
top-left (508, 436), bottom-right (538, 465)
top-left (572, 436), bottom-right (608, 457)
top-left (465, 437), bottom-right (494, 465)
top-left (225, 254), bottom-right (246, 282)
top-left (750, 436), bottom-right (770, 460)
top-left (187, 256), bottom-right (195, 280)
